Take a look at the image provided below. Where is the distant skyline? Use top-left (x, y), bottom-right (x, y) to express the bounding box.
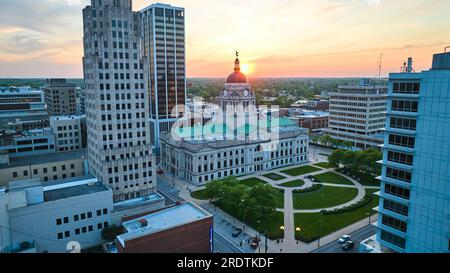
top-left (0, 0), bottom-right (449, 78)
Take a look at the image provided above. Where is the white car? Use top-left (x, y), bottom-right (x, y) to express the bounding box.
top-left (338, 235), bottom-right (351, 244)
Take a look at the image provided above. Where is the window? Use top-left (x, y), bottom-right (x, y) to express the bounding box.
top-left (389, 134), bottom-right (415, 148)
top-left (64, 231), bottom-right (71, 238)
top-left (380, 230), bottom-right (405, 249)
top-left (82, 227), bottom-right (87, 233)
top-left (56, 218), bottom-right (62, 226)
top-left (386, 167), bottom-right (412, 183)
top-left (392, 82), bottom-right (420, 94)
top-left (12, 172), bottom-right (18, 178)
top-left (390, 117), bottom-right (416, 131)
top-left (57, 233), bottom-right (63, 240)
top-left (97, 209), bottom-right (101, 216)
top-left (98, 223), bottom-right (103, 230)
top-left (387, 151), bottom-right (413, 166)
top-left (81, 213), bottom-right (86, 220)
top-left (75, 228), bottom-right (80, 235)
top-left (383, 199), bottom-right (409, 216)
top-left (391, 100), bottom-right (418, 112)
top-left (385, 183), bottom-right (410, 200)
top-left (74, 215), bottom-right (79, 221)
top-left (103, 208), bottom-right (108, 215)
top-left (382, 215), bottom-right (407, 232)
top-left (87, 212), bottom-right (92, 218)
top-left (88, 225), bottom-right (93, 232)
top-left (63, 217), bottom-right (69, 224)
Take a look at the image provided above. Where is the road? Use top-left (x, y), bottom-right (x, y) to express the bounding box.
top-left (311, 224), bottom-right (377, 253)
top-left (156, 175), bottom-right (246, 253)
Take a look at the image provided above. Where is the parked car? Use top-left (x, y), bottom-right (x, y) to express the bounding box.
top-left (157, 169), bottom-right (164, 175)
top-left (338, 235), bottom-right (351, 244)
top-left (232, 228), bottom-right (243, 237)
top-left (250, 238), bottom-right (260, 249)
top-left (342, 241), bottom-right (355, 250)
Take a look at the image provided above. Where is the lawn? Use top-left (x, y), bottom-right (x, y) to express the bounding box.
top-left (312, 172), bottom-right (353, 185)
top-left (292, 186), bottom-right (358, 210)
top-left (238, 177), bottom-right (267, 187)
top-left (191, 177), bottom-right (266, 200)
top-left (279, 180), bottom-right (305, 188)
top-left (294, 189), bottom-right (380, 242)
top-left (280, 165), bottom-right (321, 176)
top-left (262, 173), bottom-right (286, 181)
top-left (275, 189), bottom-right (285, 209)
top-left (313, 162), bottom-right (333, 169)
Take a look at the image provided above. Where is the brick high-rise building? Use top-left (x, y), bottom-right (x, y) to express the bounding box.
top-left (44, 79), bottom-right (77, 116)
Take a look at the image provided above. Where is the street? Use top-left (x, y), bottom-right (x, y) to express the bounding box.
top-left (157, 175), bottom-right (248, 253)
top-left (311, 224), bottom-right (377, 253)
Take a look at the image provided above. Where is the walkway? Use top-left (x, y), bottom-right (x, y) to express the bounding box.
top-left (167, 160), bottom-right (380, 253)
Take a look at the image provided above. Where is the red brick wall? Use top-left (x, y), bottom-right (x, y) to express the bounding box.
top-left (118, 216), bottom-right (213, 253)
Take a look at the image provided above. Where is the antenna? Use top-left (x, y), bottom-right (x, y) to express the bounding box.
top-left (377, 53), bottom-right (384, 80)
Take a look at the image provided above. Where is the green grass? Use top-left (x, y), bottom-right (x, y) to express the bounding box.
top-left (294, 189), bottom-right (379, 242)
top-left (238, 177), bottom-right (267, 187)
top-left (279, 180), bottom-right (305, 188)
top-left (280, 165), bottom-right (321, 176)
top-left (292, 186), bottom-right (358, 210)
top-left (312, 172), bottom-right (353, 185)
top-left (313, 162), bottom-right (333, 169)
top-left (262, 173), bottom-right (286, 181)
top-left (191, 178), bottom-right (267, 200)
top-left (275, 189), bottom-right (285, 209)
top-left (191, 189), bottom-right (210, 200)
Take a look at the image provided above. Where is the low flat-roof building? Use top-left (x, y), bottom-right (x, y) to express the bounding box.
top-left (0, 176), bottom-right (113, 253)
top-left (114, 202), bottom-right (213, 253)
top-left (289, 110), bottom-right (329, 130)
top-left (0, 149), bottom-right (87, 186)
top-left (0, 128), bottom-right (55, 158)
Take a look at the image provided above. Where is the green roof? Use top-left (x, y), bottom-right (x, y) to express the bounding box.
top-left (173, 117), bottom-right (297, 139)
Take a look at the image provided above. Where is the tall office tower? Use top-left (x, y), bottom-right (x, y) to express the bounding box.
top-left (44, 79), bottom-right (77, 116)
top-left (323, 78), bottom-right (387, 149)
top-left (376, 51), bottom-right (450, 253)
top-left (141, 3), bottom-right (186, 151)
top-left (82, 0), bottom-right (156, 201)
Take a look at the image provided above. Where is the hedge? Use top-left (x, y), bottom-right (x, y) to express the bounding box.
top-left (293, 184), bottom-right (322, 194)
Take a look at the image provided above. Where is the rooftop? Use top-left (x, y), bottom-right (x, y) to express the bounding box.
top-left (117, 202), bottom-right (212, 247)
top-left (43, 175), bottom-right (108, 202)
top-left (0, 149), bottom-right (86, 169)
top-left (113, 193), bottom-right (165, 212)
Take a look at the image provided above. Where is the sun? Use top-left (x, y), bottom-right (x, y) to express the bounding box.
top-left (241, 63), bottom-right (251, 75)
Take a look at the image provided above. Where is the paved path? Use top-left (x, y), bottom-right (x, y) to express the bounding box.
top-left (163, 158), bottom-right (380, 253)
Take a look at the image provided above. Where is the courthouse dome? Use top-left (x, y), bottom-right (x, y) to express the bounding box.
top-left (226, 57), bottom-right (248, 84)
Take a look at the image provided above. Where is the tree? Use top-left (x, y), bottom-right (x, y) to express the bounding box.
top-left (328, 149), bottom-right (345, 167)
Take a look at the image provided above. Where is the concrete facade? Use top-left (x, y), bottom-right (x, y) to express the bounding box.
top-left (1, 176), bottom-right (113, 253)
top-left (44, 79), bottom-right (77, 116)
top-left (324, 79), bottom-right (387, 149)
top-left (82, 0), bottom-right (157, 201)
top-left (0, 149), bottom-right (87, 186)
top-left (50, 115), bottom-right (86, 152)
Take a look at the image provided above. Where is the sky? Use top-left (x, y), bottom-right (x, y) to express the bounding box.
top-left (0, 0), bottom-right (449, 78)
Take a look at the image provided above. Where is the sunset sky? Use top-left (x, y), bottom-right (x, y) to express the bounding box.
top-left (0, 0), bottom-right (449, 78)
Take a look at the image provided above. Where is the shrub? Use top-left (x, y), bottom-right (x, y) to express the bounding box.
top-left (293, 184), bottom-right (322, 193)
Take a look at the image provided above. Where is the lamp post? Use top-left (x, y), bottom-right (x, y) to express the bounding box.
top-left (318, 211), bottom-right (323, 247)
top-left (295, 227), bottom-right (301, 244)
top-left (280, 225), bottom-right (285, 242)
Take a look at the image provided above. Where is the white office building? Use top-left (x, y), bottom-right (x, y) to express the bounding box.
top-left (0, 176), bottom-right (113, 253)
top-left (323, 79), bottom-right (387, 149)
top-left (50, 115), bottom-right (86, 152)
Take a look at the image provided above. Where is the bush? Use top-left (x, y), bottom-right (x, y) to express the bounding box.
top-left (322, 195), bottom-right (373, 215)
top-left (293, 184), bottom-right (322, 193)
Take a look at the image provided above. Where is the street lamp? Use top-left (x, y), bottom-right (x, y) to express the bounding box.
top-left (295, 227), bottom-right (301, 244)
top-left (318, 211), bottom-right (324, 247)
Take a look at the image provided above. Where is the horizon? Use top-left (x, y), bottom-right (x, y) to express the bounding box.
top-left (0, 0), bottom-right (449, 78)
